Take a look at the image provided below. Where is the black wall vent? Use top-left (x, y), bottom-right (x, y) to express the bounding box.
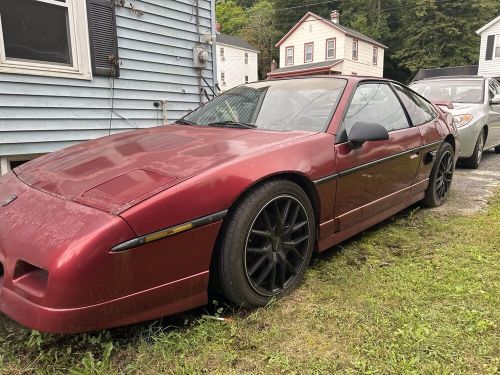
top-left (87, 0), bottom-right (120, 77)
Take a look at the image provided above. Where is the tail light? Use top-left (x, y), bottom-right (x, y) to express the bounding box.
top-left (13, 260), bottom-right (48, 297)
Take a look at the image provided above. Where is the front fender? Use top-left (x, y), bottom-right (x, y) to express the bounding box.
top-left (120, 133), bottom-right (336, 236)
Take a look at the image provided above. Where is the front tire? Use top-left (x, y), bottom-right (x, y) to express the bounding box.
top-left (462, 130), bottom-right (485, 169)
top-left (495, 146), bottom-right (500, 154)
top-left (216, 180), bottom-right (315, 307)
top-left (424, 142), bottom-right (455, 207)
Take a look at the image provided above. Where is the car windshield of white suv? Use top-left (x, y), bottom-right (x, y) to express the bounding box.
top-left (411, 80), bottom-right (484, 104)
top-left (179, 78), bottom-right (347, 132)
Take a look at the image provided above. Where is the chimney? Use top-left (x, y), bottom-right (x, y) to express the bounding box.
top-left (271, 60), bottom-right (277, 72)
top-left (331, 10), bottom-right (340, 24)
top-left (215, 22), bottom-right (221, 34)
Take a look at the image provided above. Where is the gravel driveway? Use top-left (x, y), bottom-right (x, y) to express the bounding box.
top-left (433, 150), bottom-right (500, 216)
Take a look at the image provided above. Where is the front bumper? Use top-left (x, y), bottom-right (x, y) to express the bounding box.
top-left (457, 121), bottom-right (482, 158)
top-left (0, 272), bottom-right (208, 334)
top-left (0, 173), bottom-right (221, 333)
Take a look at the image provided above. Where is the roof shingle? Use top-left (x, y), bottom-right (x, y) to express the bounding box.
top-left (216, 33), bottom-right (259, 52)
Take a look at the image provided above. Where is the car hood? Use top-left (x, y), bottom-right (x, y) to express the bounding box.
top-left (446, 102), bottom-right (483, 115)
top-left (15, 125), bottom-right (313, 213)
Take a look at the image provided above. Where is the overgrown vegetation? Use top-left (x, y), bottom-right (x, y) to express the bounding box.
top-left (1, 191), bottom-right (499, 374)
top-left (216, 0), bottom-right (500, 81)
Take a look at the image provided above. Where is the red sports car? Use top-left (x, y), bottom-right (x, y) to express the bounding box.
top-left (0, 77), bottom-right (458, 333)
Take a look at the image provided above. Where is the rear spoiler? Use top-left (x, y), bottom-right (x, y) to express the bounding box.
top-left (432, 100), bottom-right (454, 110)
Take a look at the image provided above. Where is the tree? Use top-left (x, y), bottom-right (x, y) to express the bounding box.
top-left (392, 0), bottom-right (499, 78)
top-left (242, 0), bottom-right (281, 79)
top-left (216, 0), bottom-right (247, 35)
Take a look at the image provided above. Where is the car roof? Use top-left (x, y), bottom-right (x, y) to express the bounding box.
top-left (413, 75), bottom-right (487, 82)
top-left (267, 75), bottom-right (396, 84)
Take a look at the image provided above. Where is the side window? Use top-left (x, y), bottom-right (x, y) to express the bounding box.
top-left (493, 80), bottom-right (500, 95)
top-left (489, 84), bottom-right (496, 100)
top-left (341, 83), bottom-right (409, 138)
top-left (393, 84), bottom-right (436, 126)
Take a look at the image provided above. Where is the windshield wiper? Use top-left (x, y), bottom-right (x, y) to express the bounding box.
top-left (175, 119), bottom-right (197, 126)
top-left (207, 121), bottom-right (257, 129)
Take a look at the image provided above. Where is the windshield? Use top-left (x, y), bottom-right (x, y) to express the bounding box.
top-left (181, 78), bottom-right (347, 132)
top-left (411, 80), bottom-right (484, 104)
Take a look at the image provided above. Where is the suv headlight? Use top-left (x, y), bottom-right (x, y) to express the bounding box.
top-left (453, 114), bottom-right (473, 128)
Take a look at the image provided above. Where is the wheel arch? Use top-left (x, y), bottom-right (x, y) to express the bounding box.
top-left (228, 172), bottom-right (321, 227)
top-left (444, 134), bottom-right (456, 151)
top-left (208, 172), bottom-right (322, 294)
top-left (482, 125), bottom-right (489, 142)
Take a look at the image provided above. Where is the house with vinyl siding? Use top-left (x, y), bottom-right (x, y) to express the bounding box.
top-left (268, 11), bottom-right (386, 80)
top-left (477, 15), bottom-right (500, 80)
top-left (0, 0), bottom-right (217, 175)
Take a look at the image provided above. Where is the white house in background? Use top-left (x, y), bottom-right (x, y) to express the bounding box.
top-left (477, 15), bottom-right (500, 80)
top-left (268, 11), bottom-right (387, 79)
top-left (216, 32), bottom-right (259, 91)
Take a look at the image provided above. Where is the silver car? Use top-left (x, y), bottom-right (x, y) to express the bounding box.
top-left (411, 76), bottom-right (500, 168)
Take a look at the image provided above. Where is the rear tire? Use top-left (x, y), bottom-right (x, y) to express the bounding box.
top-left (215, 180), bottom-right (315, 307)
top-left (424, 142), bottom-right (455, 207)
top-left (495, 146), bottom-right (500, 154)
top-left (462, 130), bottom-right (485, 169)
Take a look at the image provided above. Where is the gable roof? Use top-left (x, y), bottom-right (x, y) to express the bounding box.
top-left (216, 33), bottom-right (259, 52)
top-left (276, 12), bottom-right (387, 49)
top-left (269, 59), bottom-right (343, 75)
top-left (477, 15), bottom-right (500, 35)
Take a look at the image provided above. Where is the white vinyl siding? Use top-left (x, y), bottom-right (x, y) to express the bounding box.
top-left (216, 43), bottom-right (258, 91)
top-left (0, 0), bottom-right (216, 161)
top-left (277, 14), bottom-right (384, 77)
top-left (478, 19), bottom-right (500, 78)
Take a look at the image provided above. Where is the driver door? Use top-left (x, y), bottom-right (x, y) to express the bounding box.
top-left (487, 80), bottom-right (500, 148)
top-left (334, 83), bottom-right (422, 233)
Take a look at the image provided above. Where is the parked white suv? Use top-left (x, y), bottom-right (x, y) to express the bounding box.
top-left (411, 76), bottom-right (500, 168)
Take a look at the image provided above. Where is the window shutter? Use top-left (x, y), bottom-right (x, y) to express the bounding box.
top-left (87, 0), bottom-right (120, 77)
top-left (486, 35), bottom-right (495, 61)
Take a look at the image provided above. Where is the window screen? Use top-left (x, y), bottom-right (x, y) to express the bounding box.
top-left (0, 0), bottom-right (72, 65)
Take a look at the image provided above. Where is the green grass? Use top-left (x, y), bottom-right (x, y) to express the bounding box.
top-left (1, 192), bottom-right (499, 374)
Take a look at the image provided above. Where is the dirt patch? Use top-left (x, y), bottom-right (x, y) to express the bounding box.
top-left (432, 150), bottom-right (500, 216)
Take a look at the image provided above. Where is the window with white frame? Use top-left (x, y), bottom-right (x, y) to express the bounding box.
top-left (0, 0), bottom-right (92, 79)
top-left (304, 43), bottom-right (313, 63)
top-left (372, 46), bottom-right (378, 65)
top-left (326, 38), bottom-right (336, 60)
top-left (245, 75), bottom-right (249, 84)
top-left (496, 35), bottom-right (500, 58)
top-left (352, 40), bottom-right (358, 60)
top-left (245, 52), bottom-right (248, 65)
top-left (221, 71), bottom-right (226, 84)
top-left (220, 47), bottom-right (225, 59)
top-left (286, 46), bottom-right (294, 66)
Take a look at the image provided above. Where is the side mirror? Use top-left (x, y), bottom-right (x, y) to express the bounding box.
top-left (348, 122), bottom-right (389, 149)
top-left (490, 94), bottom-right (500, 105)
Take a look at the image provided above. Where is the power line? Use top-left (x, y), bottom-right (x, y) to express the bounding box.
top-left (237, 0), bottom-right (458, 31)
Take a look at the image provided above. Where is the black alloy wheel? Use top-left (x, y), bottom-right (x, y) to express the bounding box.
top-left (435, 149), bottom-right (454, 201)
top-left (462, 130), bottom-right (485, 169)
top-left (244, 195), bottom-right (310, 297)
top-left (424, 142), bottom-right (455, 207)
top-left (215, 180), bottom-right (315, 307)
